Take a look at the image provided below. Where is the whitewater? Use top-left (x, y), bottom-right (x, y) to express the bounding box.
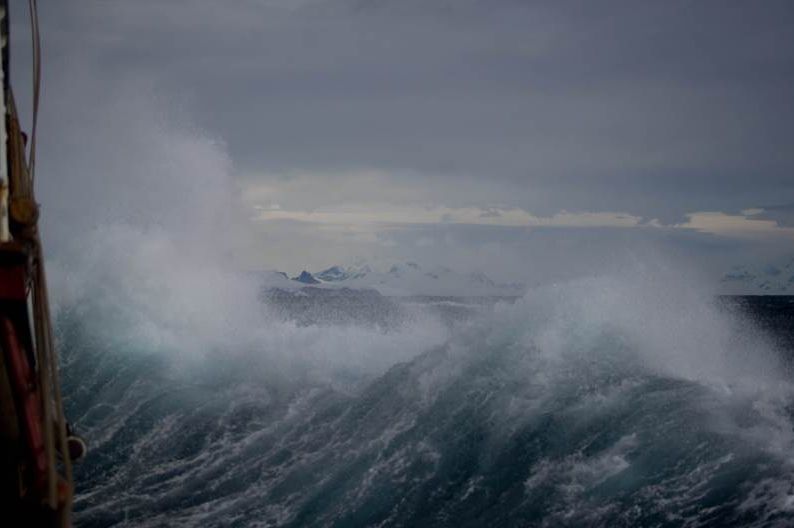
top-left (51, 248), bottom-right (794, 527)
top-left (38, 86), bottom-right (794, 528)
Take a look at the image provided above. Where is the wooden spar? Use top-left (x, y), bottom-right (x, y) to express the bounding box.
top-left (0, 2), bottom-right (9, 242)
top-left (0, 1), bottom-right (75, 526)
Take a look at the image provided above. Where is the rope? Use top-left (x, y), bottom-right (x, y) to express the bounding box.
top-left (26, 1), bottom-right (74, 520)
top-left (31, 247), bottom-right (56, 508)
top-left (27, 0), bottom-right (40, 181)
top-left (35, 243), bottom-right (73, 519)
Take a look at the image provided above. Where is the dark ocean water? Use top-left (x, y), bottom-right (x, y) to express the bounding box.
top-left (59, 289), bottom-right (794, 527)
top-left (722, 296), bottom-right (794, 353)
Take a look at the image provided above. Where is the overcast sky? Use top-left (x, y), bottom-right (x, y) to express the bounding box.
top-left (10, 1), bottom-right (794, 283)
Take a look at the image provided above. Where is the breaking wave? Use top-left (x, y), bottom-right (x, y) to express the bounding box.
top-left (41, 83), bottom-right (794, 527)
top-left (53, 254), bottom-right (794, 527)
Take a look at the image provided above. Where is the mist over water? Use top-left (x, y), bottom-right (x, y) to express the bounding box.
top-left (39, 88), bottom-right (794, 527)
top-left (57, 258), bottom-right (794, 527)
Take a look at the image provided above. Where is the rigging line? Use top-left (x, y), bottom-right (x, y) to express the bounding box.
top-left (27, 0), bottom-right (40, 182)
top-left (35, 243), bottom-right (73, 516)
top-left (26, 0), bottom-right (72, 516)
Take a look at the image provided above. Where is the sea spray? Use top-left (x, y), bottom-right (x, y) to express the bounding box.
top-left (52, 260), bottom-right (794, 527)
top-left (38, 53), bottom-right (794, 528)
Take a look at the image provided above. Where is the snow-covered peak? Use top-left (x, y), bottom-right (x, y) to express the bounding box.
top-left (311, 261), bottom-right (524, 297)
top-left (315, 264), bottom-right (372, 282)
top-left (292, 270), bottom-right (320, 284)
top-left (314, 266), bottom-right (347, 281)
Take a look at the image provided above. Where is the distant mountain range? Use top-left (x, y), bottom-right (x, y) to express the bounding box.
top-left (315, 265), bottom-right (372, 282)
top-left (257, 262), bottom-right (525, 297)
top-left (720, 257), bottom-right (794, 294)
top-left (256, 257), bottom-right (794, 297)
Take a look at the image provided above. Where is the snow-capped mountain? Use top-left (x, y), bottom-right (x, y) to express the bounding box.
top-left (292, 270), bottom-right (320, 284)
top-left (311, 261), bottom-right (524, 297)
top-left (314, 264), bottom-right (373, 282)
top-left (720, 257), bottom-right (794, 294)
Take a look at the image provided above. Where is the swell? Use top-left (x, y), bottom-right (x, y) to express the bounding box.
top-left (59, 275), bottom-right (794, 527)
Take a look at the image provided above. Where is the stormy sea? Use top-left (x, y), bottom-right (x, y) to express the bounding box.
top-left (52, 263), bottom-right (794, 527)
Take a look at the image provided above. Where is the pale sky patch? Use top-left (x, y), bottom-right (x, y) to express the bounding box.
top-left (251, 202), bottom-right (646, 230)
top-left (242, 172), bottom-right (649, 230)
top-left (676, 211), bottom-right (794, 239)
top-left (244, 174), bottom-right (792, 241)
top-left (253, 203), bottom-right (794, 243)
top-left (17, 1), bottom-right (794, 287)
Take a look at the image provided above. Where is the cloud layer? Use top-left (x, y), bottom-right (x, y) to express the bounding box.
top-left (9, 1), bottom-right (794, 286)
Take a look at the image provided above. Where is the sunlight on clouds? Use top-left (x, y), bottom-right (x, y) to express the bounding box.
top-left (250, 203), bottom-right (645, 229)
top-left (240, 172), bottom-right (792, 240)
top-left (241, 170), bottom-right (647, 229)
top-left (677, 211), bottom-right (794, 239)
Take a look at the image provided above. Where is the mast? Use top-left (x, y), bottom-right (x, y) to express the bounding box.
top-left (0, 2), bottom-right (80, 525)
top-left (0, 0), bottom-right (9, 242)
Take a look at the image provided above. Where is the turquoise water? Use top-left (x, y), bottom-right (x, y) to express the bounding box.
top-left (60, 281), bottom-right (794, 527)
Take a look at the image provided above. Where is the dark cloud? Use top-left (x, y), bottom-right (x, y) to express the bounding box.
top-left (6, 1), bottom-right (793, 281)
top-left (12, 0), bottom-right (792, 221)
top-left (756, 203), bottom-right (794, 228)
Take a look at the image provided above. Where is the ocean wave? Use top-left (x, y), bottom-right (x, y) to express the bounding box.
top-left (54, 262), bottom-right (794, 527)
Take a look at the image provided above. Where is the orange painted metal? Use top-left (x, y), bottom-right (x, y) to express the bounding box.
top-left (0, 316), bottom-right (48, 493)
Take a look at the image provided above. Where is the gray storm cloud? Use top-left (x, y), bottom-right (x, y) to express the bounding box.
top-left (8, 0), bottom-right (794, 282)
